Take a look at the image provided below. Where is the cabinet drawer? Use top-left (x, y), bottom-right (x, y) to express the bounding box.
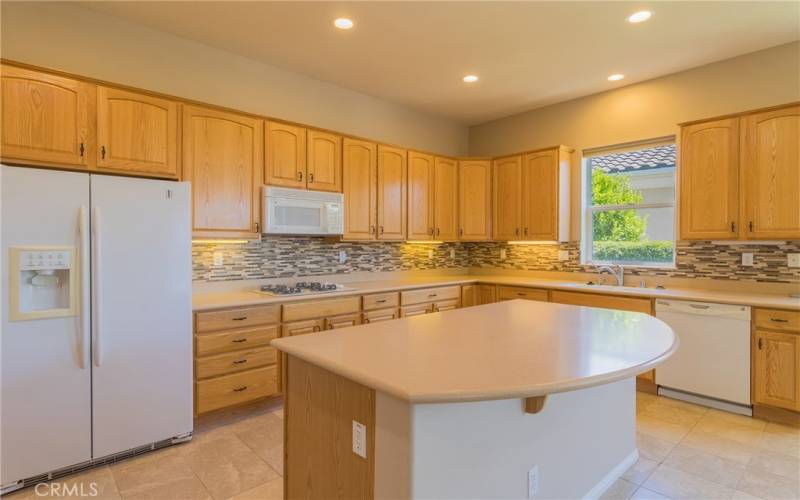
top-left (550, 291), bottom-right (652, 314)
top-left (196, 325), bottom-right (278, 356)
top-left (282, 318), bottom-right (325, 337)
top-left (196, 346), bottom-right (277, 379)
top-left (363, 308), bottom-right (399, 324)
top-left (401, 286), bottom-right (460, 306)
top-left (362, 292), bottom-right (400, 311)
top-left (755, 309), bottom-right (800, 332)
top-left (282, 296), bottom-right (360, 322)
top-left (325, 313), bottom-right (361, 330)
top-left (196, 305), bottom-right (280, 332)
top-left (401, 303), bottom-right (432, 317)
top-left (433, 299), bottom-right (459, 312)
top-left (196, 366), bottom-right (278, 414)
top-left (497, 286), bottom-right (549, 302)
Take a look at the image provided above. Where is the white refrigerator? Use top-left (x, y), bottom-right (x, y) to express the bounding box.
top-left (1, 165), bottom-right (193, 490)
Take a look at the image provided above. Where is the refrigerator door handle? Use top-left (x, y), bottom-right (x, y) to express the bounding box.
top-left (77, 206), bottom-right (89, 369)
top-left (92, 206), bottom-right (102, 367)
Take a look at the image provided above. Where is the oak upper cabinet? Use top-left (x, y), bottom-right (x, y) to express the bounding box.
top-left (679, 118), bottom-right (740, 239)
top-left (306, 130), bottom-right (342, 192)
top-left (754, 317), bottom-right (800, 411)
top-left (1, 65), bottom-right (94, 168)
top-left (433, 157), bottom-right (459, 241)
top-left (407, 151), bottom-right (435, 240)
top-left (376, 145), bottom-right (407, 240)
top-left (182, 105), bottom-right (263, 239)
top-left (265, 121), bottom-right (306, 189)
top-left (96, 86), bottom-right (179, 178)
top-left (342, 138), bottom-right (377, 240)
top-left (741, 105), bottom-right (800, 240)
top-left (521, 147), bottom-right (570, 241)
top-left (493, 155), bottom-right (522, 240)
top-left (458, 159), bottom-right (491, 241)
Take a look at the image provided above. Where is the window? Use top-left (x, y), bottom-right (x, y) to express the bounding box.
top-left (582, 139), bottom-right (676, 267)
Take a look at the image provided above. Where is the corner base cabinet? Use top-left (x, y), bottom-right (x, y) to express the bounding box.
top-left (753, 309), bottom-right (800, 412)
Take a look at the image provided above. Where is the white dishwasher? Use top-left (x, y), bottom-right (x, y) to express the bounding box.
top-left (655, 299), bottom-right (751, 413)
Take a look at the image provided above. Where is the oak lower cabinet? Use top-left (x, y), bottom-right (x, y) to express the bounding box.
top-left (1, 64), bottom-right (94, 169)
top-left (458, 160), bottom-right (492, 241)
top-left (496, 286), bottom-right (549, 302)
top-left (182, 105), bottom-right (263, 239)
top-left (194, 304), bottom-right (281, 414)
top-left (550, 290), bottom-right (657, 388)
top-left (753, 309), bottom-right (800, 413)
top-left (96, 86), bottom-right (179, 178)
top-left (400, 286), bottom-right (461, 316)
top-left (282, 296), bottom-right (361, 331)
top-left (362, 292), bottom-right (400, 323)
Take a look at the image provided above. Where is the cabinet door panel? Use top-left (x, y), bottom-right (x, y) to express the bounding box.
top-left (281, 319), bottom-right (325, 337)
top-left (407, 151), bottom-right (434, 240)
top-left (434, 157), bottom-right (458, 241)
top-left (343, 138), bottom-right (377, 240)
top-left (1, 65), bottom-right (93, 167)
top-left (476, 285), bottom-right (497, 305)
top-left (363, 308), bottom-right (399, 324)
top-left (680, 118), bottom-right (739, 239)
top-left (266, 121), bottom-right (306, 188)
top-left (741, 106), bottom-right (800, 239)
top-left (377, 145), bottom-right (407, 240)
top-left (754, 330), bottom-right (800, 411)
top-left (97, 86), bottom-right (178, 178)
top-left (458, 160), bottom-right (491, 241)
top-left (183, 105), bottom-right (263, 238)
top-left (493, 156), bottom-right (522, 240)
top-left (522, 150), bottom-right (558, 240)
top-left (306, 130), bottom-right (341, 192)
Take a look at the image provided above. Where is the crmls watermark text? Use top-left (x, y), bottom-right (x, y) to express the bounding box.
top-left (35, 482), bottom-right (99, 497)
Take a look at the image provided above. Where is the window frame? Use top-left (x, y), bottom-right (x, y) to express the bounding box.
top-left (581, 138), bottom-right (677, 269)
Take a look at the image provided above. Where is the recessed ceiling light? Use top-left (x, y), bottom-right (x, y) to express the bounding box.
top-left (608, 73), bottom-right (625, 81)
top-left (627, 10), bottom-right (652, 23)
top-left (333, 18), bottom-right (354, 30)
top-left (463, 75), bottom-right (479, 83)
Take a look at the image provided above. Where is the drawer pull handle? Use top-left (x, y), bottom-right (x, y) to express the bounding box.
top-left (232, 316), bottom-right (248, 321)
top-left (428, 294), bottom-right (437, 298)
top-left (517, 292), bottom-right (527, 296)
top-left (770, 318), bottom-right (789, 323)
top-left (233, 386), bottom-right (248, 392)
top-left (232, 338), bottom-right (248, 343)
top-left (232, 359), bottom-right (248, 364)
top-left (375, 299), bottom-right (387, 303)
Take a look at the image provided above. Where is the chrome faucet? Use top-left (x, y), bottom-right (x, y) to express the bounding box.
top-left (595, 264), bottom-right (624, 286)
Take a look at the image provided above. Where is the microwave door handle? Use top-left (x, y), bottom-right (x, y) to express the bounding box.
top-left (321, 203), bottom-right (329, 233)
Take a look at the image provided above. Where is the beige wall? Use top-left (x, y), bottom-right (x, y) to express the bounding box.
top-left (469, 41), bottom-right (800, 239)
top-left (0, 1), bottom-right (468, 156)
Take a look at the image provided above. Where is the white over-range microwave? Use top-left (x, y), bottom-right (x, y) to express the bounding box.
top-left (262, 186), bottom-right (344, 235)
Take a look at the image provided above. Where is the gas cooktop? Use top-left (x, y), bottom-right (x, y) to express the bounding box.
top-left (253, 281), bottom-right (354, 297)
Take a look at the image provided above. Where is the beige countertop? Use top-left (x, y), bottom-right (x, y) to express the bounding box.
top-left (271, 300), bottom-right (678, 403)
top-left (192, 274), bottom-right (800, 311)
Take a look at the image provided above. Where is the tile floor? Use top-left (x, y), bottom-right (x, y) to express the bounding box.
top-left (7, 393), bottom-right (800, 500)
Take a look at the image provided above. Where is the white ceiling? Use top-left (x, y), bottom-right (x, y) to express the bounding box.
top-left (80, 1), bottom-right (799, 125)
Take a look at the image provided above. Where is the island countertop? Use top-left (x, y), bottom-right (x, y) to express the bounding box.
top-left (271, 300), bottom-right (678, 404)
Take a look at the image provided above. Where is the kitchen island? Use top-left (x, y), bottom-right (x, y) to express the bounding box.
top-left (271, 299), bottom-right (677, 499)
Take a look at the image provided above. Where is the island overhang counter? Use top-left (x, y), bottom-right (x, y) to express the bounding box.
top-left (271, 299), bottom-right (677, 499)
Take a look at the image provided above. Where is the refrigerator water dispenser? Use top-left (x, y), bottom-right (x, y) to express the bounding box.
top-left (9, 247), bottom-right (77, 320)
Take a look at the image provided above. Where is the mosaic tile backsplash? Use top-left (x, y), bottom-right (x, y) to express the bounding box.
top-left (192, 237), bottom-right (800, 284)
